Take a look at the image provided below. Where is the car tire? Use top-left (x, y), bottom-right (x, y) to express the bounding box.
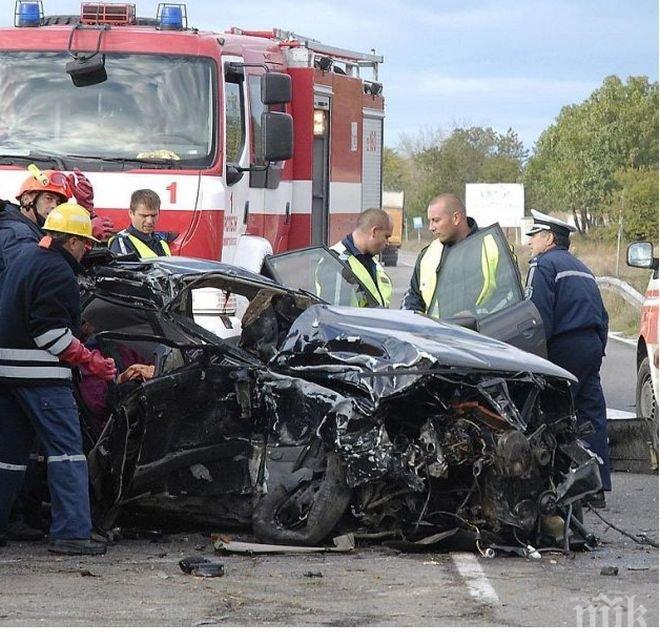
top-left (252, 452), bottom-right (352, 546)
top-left (636, 357), bottom-right (659, 459)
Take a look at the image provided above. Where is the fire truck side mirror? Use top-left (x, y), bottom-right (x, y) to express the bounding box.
top-left (261, 73), bottom-right (292, 105)
top-left (262, 112), bottom-right (293, 162)
top-left (627, 242), bottom-right (658, 271)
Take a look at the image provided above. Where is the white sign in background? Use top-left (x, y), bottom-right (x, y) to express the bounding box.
top-left (465, 183), bottom-right (525, 229)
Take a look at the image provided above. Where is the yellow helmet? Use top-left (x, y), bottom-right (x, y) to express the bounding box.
top-left (42, 203), bottom-right (99, 242)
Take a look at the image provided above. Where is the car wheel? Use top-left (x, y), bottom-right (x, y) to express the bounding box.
top-left (636, 357), bottom-right (658, 458)
top-left (252, 452), bottom-right (352, 546)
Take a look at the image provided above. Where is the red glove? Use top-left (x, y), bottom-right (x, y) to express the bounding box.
top-left (91, 215), bottom-right (114, 242)
top-left (67, 168), bottom-right (94, 213)
top-left (59, 338), bottom-right (117, 382)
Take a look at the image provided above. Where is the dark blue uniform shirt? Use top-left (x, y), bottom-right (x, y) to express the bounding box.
top-left (0, 241), bottom-right (81, 386)
top-left (0, 201), bottom-right (42, 277)
top-left (526, 247), bottom-right (609, 351)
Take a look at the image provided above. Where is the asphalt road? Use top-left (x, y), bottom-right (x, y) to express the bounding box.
top-left (390, 249), bottom-right (638, 416)
top-left (0, 472), bottom-right (656, 626)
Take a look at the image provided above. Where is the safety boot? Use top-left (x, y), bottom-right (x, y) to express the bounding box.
top-left (48, 539), bottom-right (107, 555)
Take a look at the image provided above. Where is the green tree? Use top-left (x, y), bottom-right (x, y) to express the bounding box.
top-left (396, 126), bottom-right (527, 218)
top-left (382, 146), bottom-right (409, 191)
top-left (604, 167), bottom-right (659, 239)
top-left (524, 75), bottom-right (659, 232)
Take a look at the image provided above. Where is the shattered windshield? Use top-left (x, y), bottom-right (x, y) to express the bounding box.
top-left (0, 52), bottom-right (215, 167)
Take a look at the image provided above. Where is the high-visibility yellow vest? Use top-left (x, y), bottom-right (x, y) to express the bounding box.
top-left (111, 231), bottom-right (171, 259)
top-left (330, 241), bottom-right (393, 307)
top-left (419, 234), bottom-right (499, 317)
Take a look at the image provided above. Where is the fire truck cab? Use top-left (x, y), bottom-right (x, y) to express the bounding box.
top-left (0, 2), bottom-right (385, 268)
top-left (627, 241), bottom-right (659, 454)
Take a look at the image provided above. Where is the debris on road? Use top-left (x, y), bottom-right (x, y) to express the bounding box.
top-left (213, 534), bottom-right (355, 555)
top-left (178, 556), bottom-right (225, 578)
top-left (191, 563), bottom-right (224, 578)
top-left (600, 565), bottom-right (619, 576)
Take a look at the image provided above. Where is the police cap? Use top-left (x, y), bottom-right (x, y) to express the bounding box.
top-left (526, 209), bottom-right (577, 237)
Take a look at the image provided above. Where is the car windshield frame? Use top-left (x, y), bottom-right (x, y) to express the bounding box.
top-left (0, 51), bottom-right (217, 169)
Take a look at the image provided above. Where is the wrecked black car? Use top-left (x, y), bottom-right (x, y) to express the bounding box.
top-left (78, 251), bottom-right (602, 551)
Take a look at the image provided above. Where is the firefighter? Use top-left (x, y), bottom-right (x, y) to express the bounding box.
top-left (1, 167), bottom-right (113, 276)
top-left (525, 210), bottom-right (610, 506)
top-left (109, 189), bottom-right (172, 258)
top-left (0, 203), bottom-right (116, 554)
top-left (401, 193), bottom-right (503, 317)
top-left (327, 208), bottom-right (393, 307)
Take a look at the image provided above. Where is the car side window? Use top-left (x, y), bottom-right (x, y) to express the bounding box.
top-left (264, 247), bottom-right (377, 307)
top-left (434, 225), bottom-right (523, 322)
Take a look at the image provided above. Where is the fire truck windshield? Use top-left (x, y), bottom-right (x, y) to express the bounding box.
top-left (0, 52), bottom-right (215, 168)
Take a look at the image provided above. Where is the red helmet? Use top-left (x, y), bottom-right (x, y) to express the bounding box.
top-left (16, 169), bottom-right (72, 202)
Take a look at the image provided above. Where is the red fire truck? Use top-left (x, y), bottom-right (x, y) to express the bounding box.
top-left (0, 2), bottom-right (385, 268)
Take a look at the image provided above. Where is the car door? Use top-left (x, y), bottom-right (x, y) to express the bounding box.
top-left (432, 224), bottom-right (547, 357)
top-left (262, 246), bottom-right (381, 308)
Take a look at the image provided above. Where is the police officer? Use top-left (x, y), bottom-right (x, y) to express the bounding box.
top-left (402, 193), bottom-right (504, 317)
top-left (525, 210), bottom-right (611, 504)
top-left (328, 208), bottom-right (393, 307)
top-left (109, 189), bottom-right (172, 258)
top-left (0, 203), bottom-right (116, 554)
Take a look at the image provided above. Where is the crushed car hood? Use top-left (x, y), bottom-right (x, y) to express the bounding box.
top-left (275, 305), bottom-right (576, 382)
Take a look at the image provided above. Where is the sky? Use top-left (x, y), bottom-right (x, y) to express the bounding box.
top-left (6, 0), bottom-right (658, 152)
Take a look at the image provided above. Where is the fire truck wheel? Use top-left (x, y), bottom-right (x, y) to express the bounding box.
top-left (636, 357), bottom-right (658, 457)
top-left (252, 452), bottom-right (352, 546)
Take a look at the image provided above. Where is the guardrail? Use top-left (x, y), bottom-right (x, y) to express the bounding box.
top-left (596, 276), bottom-right (644, 310)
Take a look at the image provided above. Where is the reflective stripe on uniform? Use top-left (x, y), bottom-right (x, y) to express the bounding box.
top-left (33, 328), bottom-right (72, 355)
top-left (0, 461), bottom-right (28, 471)
top-left (0, 347), bottom-right (60, 363)
top-left (0, 346), bottom-right (71, 378)
top-left (419, 239), bottom-right (444, 313)
top-left (113, 231), bottom-right (171, 259)
top-left (34, 327), bottom-right (69, 349)
top-left (47, 454), bottom-right (87, 464)
top-left (0, 365), bottom-right (72, 380)
top-left (555, 270), bottom-right (596, 283)
top-left (331, 241), bottom-right (392, 307)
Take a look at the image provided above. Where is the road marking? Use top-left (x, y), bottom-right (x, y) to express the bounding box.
top-left (451, 552), bottom-right (499, 606)
top-left (607, 408), bottom-right (637, 419)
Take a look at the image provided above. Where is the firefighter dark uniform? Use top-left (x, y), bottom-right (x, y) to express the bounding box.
top-left (401, 217), bottom-right (502, 317)
top-left (0, 204), bottom-right (111, 553)
top-left (109, 225), bottom-right (171, 258)
top-left (0, 200), bottom-right (43, 276)
top-left (330, 234), bottom-right (392, 307)
top-left (525, 212), bottom-right (611, 491)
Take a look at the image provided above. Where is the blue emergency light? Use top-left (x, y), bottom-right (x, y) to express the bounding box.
top-left (14, 1), bottom-right (43, 27)
top-left (156, 3), bottom-right (187, 31)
